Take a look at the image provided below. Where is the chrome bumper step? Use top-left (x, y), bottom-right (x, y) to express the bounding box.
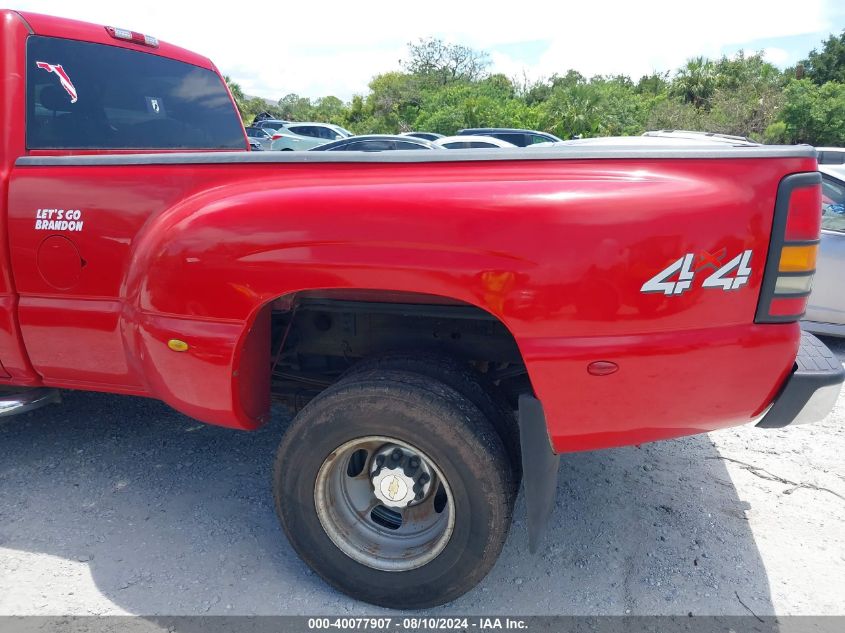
top-left (0, 388), bottom-right (60, 417)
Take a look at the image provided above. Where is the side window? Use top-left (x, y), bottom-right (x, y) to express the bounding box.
top-left (394, 141), bottom-right (427, 150)
top-left (290, 126), bottom-right (326, 139)
top-left (469, 141), bottom-right (498, 148)
top-left (495, 133), bottom-right (525, 147)
top-left (443, 142), bottom-right (467, 149)
top-left (822, 176), bottom-right (845, 233)
top-left (818, 151), bottom-right (845, 165)
top-left (334, 140), bottom-right (393, 151)
top-left (530, 135), bottom-right (551, 145)
top-left (26, 36), bottom-right (245, 150)
top-left (316, 126), bottom-right (341, 140)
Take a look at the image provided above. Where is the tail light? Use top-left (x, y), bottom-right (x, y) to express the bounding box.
top-left (755, 172), bottom-right (822, 323)
top-left (105, 26), bottom-right (159, 48)
top-left (272, 133), bottom-right (283, 140)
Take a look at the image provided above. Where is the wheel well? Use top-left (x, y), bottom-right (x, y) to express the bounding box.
top-left (266, 290), bottom-right (529, 413)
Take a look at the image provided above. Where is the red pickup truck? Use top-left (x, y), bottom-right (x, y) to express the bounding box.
top-left (1, 9), bottom-right (842, 609)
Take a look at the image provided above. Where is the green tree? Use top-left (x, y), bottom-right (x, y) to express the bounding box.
top-left (671, 57), bottom-right (716, 108)
top-left (645, 96), bottom-right (702, 131)
top-left (715, 50), bottom-right (783, 91)
top-left (636, 72), bottom-right (670, 96)
top-left (402, 38), bottom-right (490, 86)
top-left (777, 79), bottom-right (845, 144)
top-left (703, 52), bottom-right (786, 140)
top-left (277, 93), bottom-right (315, 121)
top-left (224, 75), bottom-right (247, 119)
top-left (799, 30), bottom-right (845, 85)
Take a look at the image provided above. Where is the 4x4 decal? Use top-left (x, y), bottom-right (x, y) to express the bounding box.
top-left (641, 249), bottom-right (752, 296)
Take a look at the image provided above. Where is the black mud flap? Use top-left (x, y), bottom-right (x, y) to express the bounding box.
top-left (518, 394), bottom-right (560, 553)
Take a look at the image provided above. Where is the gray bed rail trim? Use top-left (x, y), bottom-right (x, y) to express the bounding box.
top-left (16, 144), bottom-right (816, 167)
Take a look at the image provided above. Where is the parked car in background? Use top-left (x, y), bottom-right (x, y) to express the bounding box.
top-left (309, 135), bottom-right (440, 152)
top-left (643, 129), bottom-right (753, 143)
top-left (270, 122), bottom-right (353, 151)
top-left (252, 111), bottom-right (276, 123)
top-left (245, 126), bottom-right (273, 150)
top-left (401, 132), bottom-right (444, 141)
top-left (435, 135), bottom-right (517, 149)
top-left (247, 138), bottom-right (263, 151)
top-left (802, 165), bottom-right (845, 337)
top-left (541, 134), bottom-right (758, 149)
top-left (457, 128), bottom-right (561, 147)
top-left (251, 119), bottom-right (290, 133)
top-left (817, 147), bottom-right (845, 179)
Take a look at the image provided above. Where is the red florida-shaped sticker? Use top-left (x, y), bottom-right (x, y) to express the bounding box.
top-left (36, 62), bottom-right (78, 103)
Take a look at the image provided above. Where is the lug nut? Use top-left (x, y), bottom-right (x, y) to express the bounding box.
top-left (391, 448), bottom-right (402, 461)
top-left (419, 473), bottom-right (430, 484)
top-left (376, 455), bottom-right (385, 467)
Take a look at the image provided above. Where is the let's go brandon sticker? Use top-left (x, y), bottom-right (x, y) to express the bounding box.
top-left (35, 208), bottom-right (84, 232)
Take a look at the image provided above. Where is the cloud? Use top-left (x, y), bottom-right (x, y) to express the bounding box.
top-left (763, 47), bottom-right (791, 66)
top-left (12, 0), bottom-right (839, 99)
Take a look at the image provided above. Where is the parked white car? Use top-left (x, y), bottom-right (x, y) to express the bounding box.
top-left (817, 147), bottom-right (845, 180)
top-left (270, 122), bottom-right (353, 151)
top-left (802, 165), bottom-right (845, 337)
top-left (433, 135), bottom-right (516, 149)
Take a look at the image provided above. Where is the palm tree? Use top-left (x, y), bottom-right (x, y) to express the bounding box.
top-left (224, 75), bottom-right (247, 116)
top-left (672, 57), bottom-right (716, 108)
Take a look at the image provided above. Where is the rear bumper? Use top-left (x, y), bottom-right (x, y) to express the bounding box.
top-left (757, 331), bottom-right (844, 428)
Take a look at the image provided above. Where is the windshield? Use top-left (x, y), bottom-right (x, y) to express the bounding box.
top-left (27, 36), bottom-right (246, 150)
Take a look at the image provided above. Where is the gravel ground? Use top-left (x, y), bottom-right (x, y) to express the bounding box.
top-left (0, 336), bottom-right (843, 617)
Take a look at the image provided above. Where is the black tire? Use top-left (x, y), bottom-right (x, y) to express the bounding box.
top-left (343, 352), bottom-right (522, 483)
top-left (273, 369), bottom-right (515, 609)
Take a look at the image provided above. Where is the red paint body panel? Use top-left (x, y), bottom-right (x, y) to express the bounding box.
top-left (16, 10), bottom-right (215, 70)
top-left (0, 9), bottom-right (817, 453)
top-left (0, 10), bottom-right (41, 383)
top-left (6, 157), bottom-right (815, 450)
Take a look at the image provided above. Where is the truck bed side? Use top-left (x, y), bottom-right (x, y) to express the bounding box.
top-left (8, 151), bottom-right (816, 450)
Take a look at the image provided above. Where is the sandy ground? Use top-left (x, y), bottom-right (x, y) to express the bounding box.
top-left (0, 337), bottom-right (842, 617)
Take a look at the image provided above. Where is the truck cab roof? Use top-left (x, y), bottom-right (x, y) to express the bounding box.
top-left (12, 10), bottom-right (215, 70)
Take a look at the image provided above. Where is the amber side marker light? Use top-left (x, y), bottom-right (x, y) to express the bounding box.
top-left (756, 172), bottom-right (822, 323)
top-left (167, 339), bottom-right (189, 352)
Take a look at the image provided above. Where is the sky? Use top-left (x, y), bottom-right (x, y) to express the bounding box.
top-left (12, 0), bottom-right (845, 102)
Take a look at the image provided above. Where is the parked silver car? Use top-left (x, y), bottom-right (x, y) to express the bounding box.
top-left (270, 122), bottom-right (353, 151)
top-left (433, 135), bottom-right (516, 149)
top-left (251, 119), bottom-right (289, 133)
top-left (803, 165), bottom-right (845, 337)
top-left (244, 126), bottom-right (273, 150)
top-left (309, 135), bottom-right (440, 152)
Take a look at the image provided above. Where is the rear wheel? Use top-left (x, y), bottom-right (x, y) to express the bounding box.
top-left (273, 369), bottom-right (515, 608)
top-left (344, 352), bottom-right (521, 482)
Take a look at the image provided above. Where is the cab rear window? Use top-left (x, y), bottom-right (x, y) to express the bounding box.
top-left (26, 36), bottom-right (245, 150)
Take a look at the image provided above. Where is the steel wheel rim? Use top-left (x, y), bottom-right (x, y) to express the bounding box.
top-left (314, 435), bottom-right (455, 572)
